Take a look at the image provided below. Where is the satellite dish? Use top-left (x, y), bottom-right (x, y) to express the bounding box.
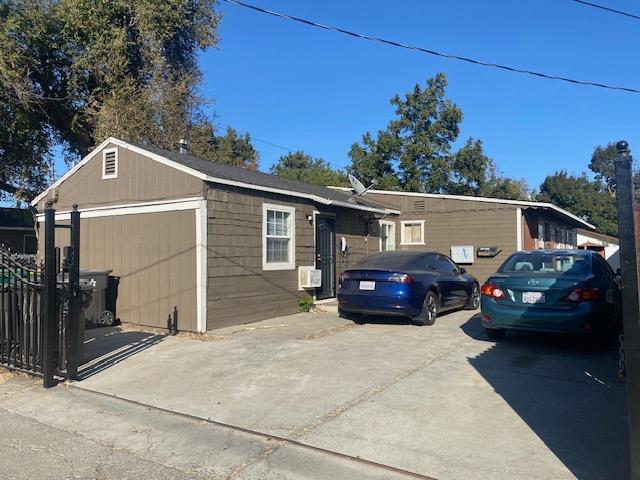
top-left (348, 174), bottom-right (367, 195)
top-left (348, 174), bottom-right (377, 197)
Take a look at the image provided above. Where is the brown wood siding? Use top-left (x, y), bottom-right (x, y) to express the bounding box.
top-left (206, 185), bottom-right (379, 329)
top-left (366, 193), bottom-right (518, 283)
top-left (36, 142), bottom-right (204, 211)
top-left (40, 210), bottom-right (197, 332)
top-left (523, 212), bottom-right (537, 250)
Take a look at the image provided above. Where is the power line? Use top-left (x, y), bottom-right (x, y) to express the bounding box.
top-left (252, 136), bottom-right (347, 170)
top-left (252, 137), bottom-right (294, 152)
top-left (221, 0), bottom-right (640, 94)
top-left (570, 0), bottom-right (640, 22)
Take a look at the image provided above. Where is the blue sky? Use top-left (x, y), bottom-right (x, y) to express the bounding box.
top-left (192, 0), bottom-right (640, 190)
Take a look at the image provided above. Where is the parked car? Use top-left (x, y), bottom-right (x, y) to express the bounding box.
top-left (337, 251), bottom-right (480, 325)
top-left (480, 249), bottom-right (621, 342)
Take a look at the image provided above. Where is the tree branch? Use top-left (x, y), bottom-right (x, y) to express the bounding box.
top-left (0, 182), bottom-right (35, 202)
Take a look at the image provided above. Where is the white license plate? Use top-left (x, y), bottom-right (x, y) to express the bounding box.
top-left (522, 292), bottom-right (545, 304)
top-left (359, 281), bottom-right (376, 291)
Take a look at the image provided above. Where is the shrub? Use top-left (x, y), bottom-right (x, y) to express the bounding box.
top-left (298, 296), bottom-right (315, 312)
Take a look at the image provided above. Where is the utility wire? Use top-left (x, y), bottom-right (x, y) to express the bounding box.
top-left (221, 0), bottom-right (639, 94)
top-left (570, 0), bottom-right (640, 21)
top-left (253, 136), bottom-right (347, 170)
top-left (252, 137), bottom-right (294, 152)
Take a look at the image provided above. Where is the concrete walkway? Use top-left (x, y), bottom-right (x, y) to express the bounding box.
top-left (3, 310), bottom-right (629, 479)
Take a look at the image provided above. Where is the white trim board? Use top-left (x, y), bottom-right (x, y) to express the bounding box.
top-left (262, 203), bottom-right (296, 271)
top-left (516, 208), bottom-right (523, 251)
top-left (35, 197), bottom-right (202, 221)
top-left (328, 187), bottom-right (595, 230)
top-left (31, 137), bottom-right (397, 216)
top-left (195, 199), bottom-right (208, 333)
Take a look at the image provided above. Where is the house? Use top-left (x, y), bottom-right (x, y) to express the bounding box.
top-left (0, 208), bottom-right (37, 254)
top-left (31, 138), bottom-right (398, 333)
top-left (576, 228), bottom-right (620, 270)
top-left (333, 189), bottom-right (595, 282)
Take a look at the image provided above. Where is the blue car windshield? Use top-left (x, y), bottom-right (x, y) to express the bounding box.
top-left (499, 253), bottom-right (592, 276)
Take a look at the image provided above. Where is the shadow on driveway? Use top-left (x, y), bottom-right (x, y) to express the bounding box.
top-left (460, 314), bottom-right (629, 480)
top-left (77, 327), bottom-right (166, 381)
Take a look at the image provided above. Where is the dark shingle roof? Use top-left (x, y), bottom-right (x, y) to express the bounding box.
top-left (128, 141), bottom-right (388, 211)
top-left (0, 208), bottom-right (33, 228)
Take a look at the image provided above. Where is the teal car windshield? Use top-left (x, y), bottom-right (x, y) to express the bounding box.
top-left (498, 253), bottom-right (591, 276)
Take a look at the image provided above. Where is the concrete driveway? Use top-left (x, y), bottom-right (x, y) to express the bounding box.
top-left (73, 309), bottom-right (627, 480)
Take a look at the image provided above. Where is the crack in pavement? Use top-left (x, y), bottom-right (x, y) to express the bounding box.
top-left (0, 405), bottom-right (210, 480)
top-left (224, 336), bottom-right (470, 480)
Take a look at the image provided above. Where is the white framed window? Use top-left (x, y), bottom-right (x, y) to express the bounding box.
top-left (400, 220), bottom-right (425, 245)
top-left (379, 220), bottom-right (396, 251)
top-left (102, 147), bottom-right (119, 179)
top-left (262, 203), bottom-right (296, 270)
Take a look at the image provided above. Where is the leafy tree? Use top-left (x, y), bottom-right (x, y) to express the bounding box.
top-left (348, 132), bottom-right (399, 190)
top-left (589, 143), bottom-right (618, 195)
top-left (346, 74), bottom-right (527, 199)
top-left (271, 151), bottom-right (348, 187)
top-left (189, 124), bottom-right (259, 170)
top-left (589, 142), bottom-right (640, 198)
top-left (448, 138), bottom-right (529, 200)
top-left (536, 171), bottom-right (617, 236)
top-left (488, 177), bottom-right (529, 201)
top-left (348, 73), bottom-right (462, 192)
top-left (0, 0), bottom-right (220, 199)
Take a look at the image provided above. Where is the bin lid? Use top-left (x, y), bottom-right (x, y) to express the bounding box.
top-left (79, 269), bottom-right (113, 276)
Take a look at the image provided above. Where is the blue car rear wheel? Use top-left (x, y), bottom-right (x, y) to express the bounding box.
top-left (414, 291), bottom-right (438, 326)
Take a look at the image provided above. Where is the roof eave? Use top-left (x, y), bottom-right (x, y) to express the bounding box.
top-left (32, 138), bottom-right (394, 216)
top-left (328, 187), bottom-right (595, 230)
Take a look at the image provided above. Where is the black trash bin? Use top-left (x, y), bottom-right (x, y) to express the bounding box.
top-left (80, 270), bottom-right (115, 328)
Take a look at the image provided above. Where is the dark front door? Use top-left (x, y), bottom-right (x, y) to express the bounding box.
top-left (315, 216), bottom-right (336, 300)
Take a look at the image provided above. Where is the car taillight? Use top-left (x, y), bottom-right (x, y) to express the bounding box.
top-left (566, 288), bottom-right (599, 303)
top-left (481, 284), bottom-right (505, 300)
top-left (388, 273), bottom-right (413, 283)
top-left (339, 272), bottom-right (350, 287)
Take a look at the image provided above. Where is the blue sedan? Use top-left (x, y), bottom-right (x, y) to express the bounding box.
top-left (337, 251), bottom-right (480, 325)
top-left (481, 250), bottom-right (621, 341)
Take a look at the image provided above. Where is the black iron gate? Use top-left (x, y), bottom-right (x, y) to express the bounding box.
top-left (0, 204), bottom-right (82, 388)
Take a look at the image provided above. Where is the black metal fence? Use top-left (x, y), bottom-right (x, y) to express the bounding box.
top-left (0, 205), bottom-right (82, 387)
top-left (0, 251), bottom-right (44, 374)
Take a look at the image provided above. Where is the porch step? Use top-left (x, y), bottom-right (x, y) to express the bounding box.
top-left (314, 301), bottom-right (339, 313)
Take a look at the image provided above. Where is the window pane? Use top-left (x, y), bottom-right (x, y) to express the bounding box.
top-left (266, 209), bottom-right (292, 237)
top-left (266, 238), bottom-right (289, 264)
top-left (267, 210), bottom-right (275, 236)
top-left (403, 223), bottom-right (422, 243)
top-left (412, 224), bottom-right (420, 243)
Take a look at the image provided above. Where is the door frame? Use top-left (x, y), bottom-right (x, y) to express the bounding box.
top-left (314, 212), bottom-right (337, 300)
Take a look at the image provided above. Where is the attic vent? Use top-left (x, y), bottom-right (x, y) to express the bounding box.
top-left (102, 148), bottom-right (118, 179)
top-left (412, 199), bottom-right (426, 213)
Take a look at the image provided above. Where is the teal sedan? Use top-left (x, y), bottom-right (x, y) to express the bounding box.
top-left (480, 250), bottom-right (621, 342)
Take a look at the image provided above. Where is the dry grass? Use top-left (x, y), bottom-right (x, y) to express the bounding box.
top-left (0, 368), bottom-right (18, 385)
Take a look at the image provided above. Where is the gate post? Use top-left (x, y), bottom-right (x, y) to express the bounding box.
top-left (65, 205), bottom-right (81, 379)
top-left (613, 140), bottom-right (640, 479)
top-left (42, 204), bottom-right (57, 388)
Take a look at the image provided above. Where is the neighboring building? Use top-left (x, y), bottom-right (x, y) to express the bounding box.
top-left (577, 228), bottom-right (620, 270)
top-left (32, 138), bottom-right (397, 333)
top-left (336, 189), bottom-right (595, 282)
top-left (0, 208), bottom-right (37, 254)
